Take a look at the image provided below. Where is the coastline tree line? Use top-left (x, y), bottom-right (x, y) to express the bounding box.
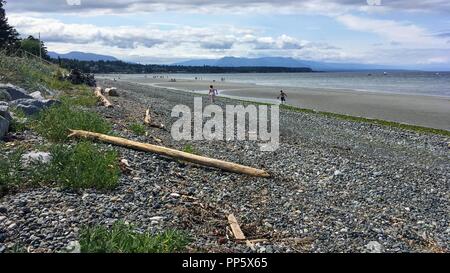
top-left (1, 1), bottom-right (312, 74)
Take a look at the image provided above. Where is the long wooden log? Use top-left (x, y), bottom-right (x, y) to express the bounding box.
top-left (68, 130), bottom-right (270, 178)
top-left (94, 87), bottom-right (113, 108)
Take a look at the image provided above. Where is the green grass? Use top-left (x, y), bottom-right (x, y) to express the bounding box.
top-left (48, 142), bottom-right (120, 190)
top-left (0, 142), bottom-right (120, 195)
top-left (0, 52), bottom-right (70, 93)
top-left (59, 86), bottom-right (98, 107)
top-left (8, 107), bottom-right (28, 133)
top-left (79, 221), bottom-right (190, 253)
top-left (280, 104), bottom-right (450, 137)
top-left (182, 144), bottom-right (200, 155)
top-left (129, 122), bottom-right (146, 136)
top-left (35, 103), bottom-right (111, 142)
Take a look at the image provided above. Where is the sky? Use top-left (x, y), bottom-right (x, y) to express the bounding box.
top-left (4, 0), bottom-right (450, 69)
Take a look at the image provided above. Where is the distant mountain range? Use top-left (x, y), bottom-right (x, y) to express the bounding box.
top-left (48, 51), bottom-right (119, 62)
top-left (174, 57), bottom-right (404, 71)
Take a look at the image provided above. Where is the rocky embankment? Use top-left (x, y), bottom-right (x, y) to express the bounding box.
top-left (0, 79), bottom-right (449, 253)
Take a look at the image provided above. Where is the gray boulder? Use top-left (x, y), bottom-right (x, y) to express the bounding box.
top-left (21, 152), bottom-right (52, 166)
top-left (10, 99), bottom-right (60, 116)
top-left (0, 90), bottom-right (12, 102)
top-left (29, 91), bottom-right (45, 100)
top-left (0, 106), bottom-right (12, 122)
top-left (0, 84), bottom-right (32, 101)
top-left (0, 116), bottom-right (9, 139)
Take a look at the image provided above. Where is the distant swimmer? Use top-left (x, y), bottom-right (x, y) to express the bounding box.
top-left (278, 90), bottom-right (287, 104)
top-left (209, 85), bottom-right (218, 103)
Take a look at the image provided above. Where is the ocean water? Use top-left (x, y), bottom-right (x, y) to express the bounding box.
top-left (150, 71), bottom-right (450, 97)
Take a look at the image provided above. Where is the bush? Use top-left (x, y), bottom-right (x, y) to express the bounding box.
top-left (80, 221), bottom-right (190, 253)
top-left (0, 147), bottom-right (24, 196)
top-left (129, 122), bottom-right (146, 136)
top-left (35, 104), bottom-right (111, 142)
top-left (48, 142), bottom-right (120, 190)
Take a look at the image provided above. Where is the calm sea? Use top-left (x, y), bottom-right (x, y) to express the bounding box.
top-left (111, 71), bottom-right (450, 97)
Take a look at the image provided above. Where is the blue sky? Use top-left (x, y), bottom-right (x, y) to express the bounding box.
top-left (4, 0), bottom-right (450, 69)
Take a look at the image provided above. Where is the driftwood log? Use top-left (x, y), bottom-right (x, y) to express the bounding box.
top-left (68, 130), bottom-right (271, 178)
top-left (144, 108), bottom-right (165, 130)
top-left (94, 87), bottom-right (113, 108)
top-left (228, 214), bottom-right (246, 240)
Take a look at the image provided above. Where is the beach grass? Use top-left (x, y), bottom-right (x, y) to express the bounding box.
top-left (79, 221), bottom-right (190, 253)
top-left (47, 142), bottom-right (120, 190)
top-left (35, 103), bottom-right (111, 142)
top-left (129, 122), bottom-right (147, 136)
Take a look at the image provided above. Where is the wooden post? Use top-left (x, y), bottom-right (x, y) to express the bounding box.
top-left (68, 130), bottom-right (270, 178)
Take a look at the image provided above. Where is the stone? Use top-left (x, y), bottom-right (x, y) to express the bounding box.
top-left (365, 241), bottom-right (384, 253)
top-left (0, 89), bottom-right (12, 102)
top-left (10, 99), bottom-right (60, 116)
top-left (0, 116), bottom-right (10, 139)
top-left (0, 84), bottom-right (32, 101)
top-left (66, 241), bottom-right (81, 253)
top-left (29, 91), bottom-right (45, 100)
top-left (0, 105), bottom-right (13, 121)
top-left (21, 152), bottom-right (52, 166)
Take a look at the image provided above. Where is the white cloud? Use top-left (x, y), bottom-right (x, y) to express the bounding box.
top-left (9, 14), bottom-right (343, 63)
top-left (336, 14), bottom-right (449, 48)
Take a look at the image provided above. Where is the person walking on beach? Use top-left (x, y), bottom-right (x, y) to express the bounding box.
top-left (278, 90), bottom-right (287, 104)
top-left (209, 85), bottom-right (218, 103)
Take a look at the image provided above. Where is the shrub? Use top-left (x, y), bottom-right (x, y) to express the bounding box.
top-left (129, 122), bottom-right (146, 136)
top-left (35, 104), bottom-right (111, 142)
top-left (48, 142), bottom-right (120, 190)
top-left (80, 221), bottom-right (190, 253)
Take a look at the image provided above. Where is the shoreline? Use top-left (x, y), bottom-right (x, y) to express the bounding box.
top-left (98, 75), bottom-right (450, 132)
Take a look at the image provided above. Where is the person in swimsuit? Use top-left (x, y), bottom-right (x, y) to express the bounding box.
top-left (278, 90), bottom-right (287, 104)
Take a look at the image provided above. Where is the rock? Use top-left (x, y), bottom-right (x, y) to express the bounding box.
top-left (29, 91), bottom-right (45, 100)
top-left (10, 99), bottom-right (60, 116)
top-left (21, 152), bottom-right (52, 166)
top-left (0, 84), bottom-right (32, 101)
top-left (0, 116), bottom-right (10, 139)
top-left (0, 105), bottom-right (12, 121)
top-left (66, 241), bottom-right (81, 253)
top-left (334, 170), bottom-right (343, 176)
top-left (0, 89), bottom-right (12, 102)
top-left (0, 207), bottom-right (7, 214)
top-left (365, 241), bottom-right (384, 253)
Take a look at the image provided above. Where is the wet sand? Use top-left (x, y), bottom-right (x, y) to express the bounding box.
top-left (99, 76), bottom-right (450, 130)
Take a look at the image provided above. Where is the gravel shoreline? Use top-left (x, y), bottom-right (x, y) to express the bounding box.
top-left (1, 79), bottom-right (449, 253)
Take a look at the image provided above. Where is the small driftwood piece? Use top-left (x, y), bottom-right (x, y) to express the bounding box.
top-left (144, 108), bottom-right (165, 130)
top-left (228, 214), bottom-right (246, 240)
top-left (94, 87), bottom-right (113, 108)
top-left (68, 130), bottom-right (271, 178)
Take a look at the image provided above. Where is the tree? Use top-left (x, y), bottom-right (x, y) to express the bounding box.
top-left (21, 35), bottom-right (49, 59)
top-left (0, 0), bottom-right (19, 52)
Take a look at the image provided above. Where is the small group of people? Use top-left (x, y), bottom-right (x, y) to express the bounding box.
top-left (208, 85), bottom-right (287, 105)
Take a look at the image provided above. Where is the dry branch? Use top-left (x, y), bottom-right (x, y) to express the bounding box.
top-left (144, 108), bottom-right (165, 130)
top-left (228, 214), bottom-right (246, 240)
top-left (94, 87), bottom-right (113, 108)
top-left (68, 130), bottom-right (271, 178)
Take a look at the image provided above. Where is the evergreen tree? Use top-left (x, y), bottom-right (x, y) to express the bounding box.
top-left (21, 35), bottom-right (49, 59)
top-left (0, 0), bottom-right (20, 52)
